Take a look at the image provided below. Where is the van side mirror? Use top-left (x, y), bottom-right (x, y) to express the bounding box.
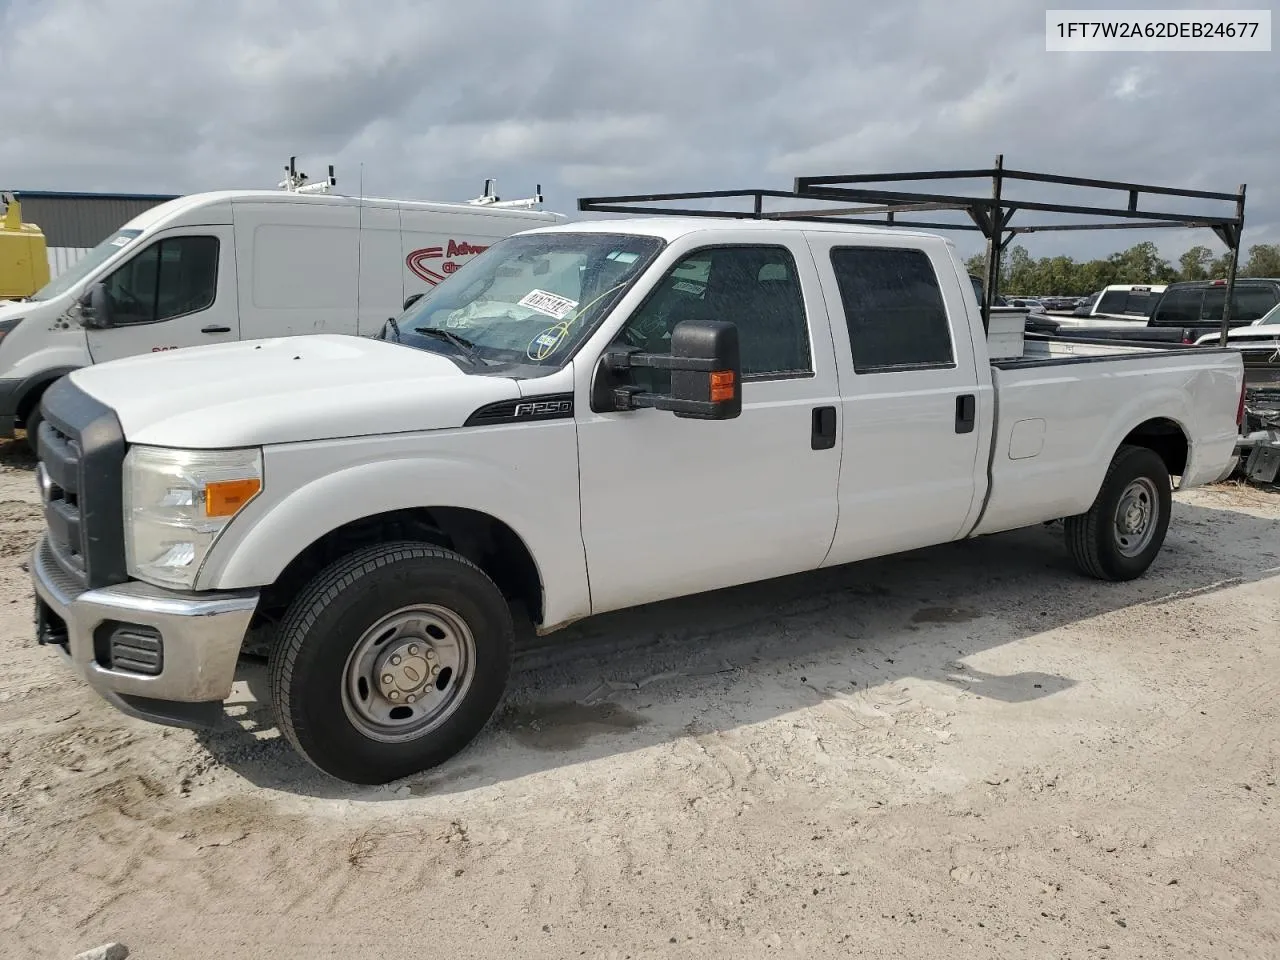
top-left (78, 282), bottom-right (112, 329)
top-left (403, 292), bottom-right (424, 311)
top-left (591, 319), bottom-right (742, 420)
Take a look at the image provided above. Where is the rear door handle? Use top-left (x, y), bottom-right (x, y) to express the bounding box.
top-left (201, 325), bottom-right (231, 334)
top-left (811, 406), bottom-right (837, 450)
top-left (955, 394), bottom-right (976, 434)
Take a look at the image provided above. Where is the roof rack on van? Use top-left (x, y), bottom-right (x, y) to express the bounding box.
top-left (467, 178), bottom-right (545, 210)
top-left (577, 155), bottom-right (1248, 344)
top-left (278, 156), bottom-right (337, 195)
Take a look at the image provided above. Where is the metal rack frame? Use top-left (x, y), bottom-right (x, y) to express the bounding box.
top-left (577, 155), bottom-right (1247, 342)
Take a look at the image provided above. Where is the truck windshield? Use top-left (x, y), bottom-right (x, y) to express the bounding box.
top-left (29, 229), bottom-right (144, 302)
top-left (398, 231), bottom-right (665, 367)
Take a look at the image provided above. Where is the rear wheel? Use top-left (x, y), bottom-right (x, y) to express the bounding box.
top-left (1064, 444), bottom-right (1172, 581)
top-left (268, 541), bottom-right (514, 784)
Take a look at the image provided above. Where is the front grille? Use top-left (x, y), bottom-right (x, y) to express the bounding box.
top-left (39, 419), bottom-right (86, 579)
top-left (36, 377), bottom-right (129, 590)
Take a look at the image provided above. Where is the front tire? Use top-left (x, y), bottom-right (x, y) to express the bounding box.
top-left (1064, 444), bottom-right (1172, 581)
top-left (268, 541), bottom-right (514, 784)
top-left (22, 404), bottom-right (43, 456)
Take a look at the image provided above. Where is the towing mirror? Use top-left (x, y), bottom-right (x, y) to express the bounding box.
top-left (591, 319), bottom-right (742, 420)
top-left (78, 282), bottom-right (112, 329)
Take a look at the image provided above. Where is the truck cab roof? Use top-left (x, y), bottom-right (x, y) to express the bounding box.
top-left (523, 215), bottom-right (948, 245)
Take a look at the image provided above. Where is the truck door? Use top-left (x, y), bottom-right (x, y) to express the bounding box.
top-left (805, 235), bottom-right (985, 565)
top-left (575, 237), bottom-right (843, 615)
top-left (86, 226), bottom-right (237, 363)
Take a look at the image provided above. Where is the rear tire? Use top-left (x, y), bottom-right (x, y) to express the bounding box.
top-left (1064, 444), bottom-right (1172, 581)
top-left (268, 541), bottom-right (514, 784)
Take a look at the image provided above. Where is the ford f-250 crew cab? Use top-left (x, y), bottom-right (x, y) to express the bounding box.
top-left (30, 216), bottom-right (1246, 785)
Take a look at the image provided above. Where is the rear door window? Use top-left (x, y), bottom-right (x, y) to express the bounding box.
top-left (828, 246), bottom-right (955, 373)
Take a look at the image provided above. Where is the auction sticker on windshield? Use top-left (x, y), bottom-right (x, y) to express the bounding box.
top-left (519, 289), bottom-right (579, 320)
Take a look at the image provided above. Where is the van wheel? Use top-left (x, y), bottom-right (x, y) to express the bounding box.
top-left (22, 405), bottom-right (43, 455)
top-left (1064, 444), bottom-right (1172, 581)
top-left (268, 541), bottom-right (514, 784)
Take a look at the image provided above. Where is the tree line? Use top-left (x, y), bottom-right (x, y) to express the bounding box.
top-left (963, 241), bottom-right (1280, 297)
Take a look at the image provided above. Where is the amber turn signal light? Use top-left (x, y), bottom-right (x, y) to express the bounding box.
top-left (709, 370), bottom-right (735, 402)
top-left (205, 478), bottom-right (262, 518)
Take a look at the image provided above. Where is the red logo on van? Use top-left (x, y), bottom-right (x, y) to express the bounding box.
top-left (406, 240), bottom-right (489, 285)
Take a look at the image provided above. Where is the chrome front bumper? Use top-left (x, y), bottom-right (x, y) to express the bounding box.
top-left (30, 535), bottom-right (259, 729)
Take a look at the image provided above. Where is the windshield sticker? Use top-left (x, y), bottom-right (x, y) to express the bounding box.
top-left (110, 235), bottom-right (132, 247)
top-left (519, 289), bottom-right (579, 321)
top-left (673, 281), bottom-right (704, 295)
top-left (527, 323), bottom-right (570, 361)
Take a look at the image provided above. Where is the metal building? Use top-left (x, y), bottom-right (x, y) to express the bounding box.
top-left (10, 190), bottom-right (178, 278)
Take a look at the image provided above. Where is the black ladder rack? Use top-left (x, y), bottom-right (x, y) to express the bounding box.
top-left (577, 155), bottom-right (1247, 342)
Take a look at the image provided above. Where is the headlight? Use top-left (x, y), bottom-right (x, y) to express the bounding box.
top-left (123, 445), bottom-right (263, 589)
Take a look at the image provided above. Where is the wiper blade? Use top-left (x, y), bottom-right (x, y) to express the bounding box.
top-left (413, 326), bottom-right (486, 362)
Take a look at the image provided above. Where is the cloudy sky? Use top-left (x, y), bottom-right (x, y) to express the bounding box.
top-left (1, 0), bottom-right (1276, 262)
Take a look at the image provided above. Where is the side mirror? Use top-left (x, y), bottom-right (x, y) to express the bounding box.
top-left (78, 282), bottom-right (111, 329)
top-left (403, 292), bottom-right (424, 311)
top-left (591, 319), bottom-right (742, 420)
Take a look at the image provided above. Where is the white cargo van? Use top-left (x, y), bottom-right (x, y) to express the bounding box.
top-left (0, 184), bottom-right (565, 447)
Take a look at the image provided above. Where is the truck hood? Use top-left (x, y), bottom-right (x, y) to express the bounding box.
top-left (68, 335), bottom-right (521, 447)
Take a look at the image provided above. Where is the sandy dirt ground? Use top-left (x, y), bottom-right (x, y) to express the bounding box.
top-left (0, 435), bottom-right (1277, 960)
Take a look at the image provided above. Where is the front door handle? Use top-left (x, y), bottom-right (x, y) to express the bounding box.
top-left (811, 406), bottom-right (837, 450)
top-left (955, 394), bottom-right (976, 434)
top-left (201, 325), bottom-right (231, 334)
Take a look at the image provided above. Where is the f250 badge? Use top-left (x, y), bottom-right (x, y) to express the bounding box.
top-left (406, 239), bottom-right (489, 285)
top-left (513, 399), bottom-right (572, 418)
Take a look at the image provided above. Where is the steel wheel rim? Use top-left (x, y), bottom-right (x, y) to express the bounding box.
top-left (1113, 477), bottom-right (1160, 557)
top-left (341, 604), bottom-right (477, 744)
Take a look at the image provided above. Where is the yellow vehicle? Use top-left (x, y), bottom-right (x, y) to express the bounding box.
top-left (0, 192), bottom-right (50, 299)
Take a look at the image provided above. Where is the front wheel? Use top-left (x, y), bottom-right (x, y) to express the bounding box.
top-left (268, 541), bottom-right (514, 784)
top-left (1064, 444), bottom-right (1172, 581)
top-left (22, 404), bottom-right (43, 456)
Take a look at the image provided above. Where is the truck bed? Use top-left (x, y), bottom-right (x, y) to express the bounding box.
top-left (973, 341), bottom-right (1244, 538)
top-left (990, 332), bottom-right (1197, 369)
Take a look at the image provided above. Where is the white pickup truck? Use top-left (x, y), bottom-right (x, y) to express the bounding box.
top-left (30, 216), bottom-right (1246, 784)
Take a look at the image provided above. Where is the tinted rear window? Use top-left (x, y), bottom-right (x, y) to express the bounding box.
top-left (1152, 287), bottom-right (1203, 325)
top-left (1153, 283), bottom-right (1279, 326)
top-left (1235, 286), bottom-right (1280, 322)
top-left (1203, 286), bottom-right (1279, 325)
top-left (1096, 289), bottom-right (1160, 316)
top-left (829, 246), bottom-right (955, 373)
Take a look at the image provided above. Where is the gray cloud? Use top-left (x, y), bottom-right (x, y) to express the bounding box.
top-left (1, 0), bottom-right (1275, 264)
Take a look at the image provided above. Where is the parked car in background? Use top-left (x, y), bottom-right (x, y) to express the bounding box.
top-left (1055, 278), bottom-right (1280, 345)
top-left (1081, 284), bottom-right (1167, 321)
top-left (1073, 291), bottom-right (1102, 316)
top-left (1006, 297), bottom-right (1047, 315)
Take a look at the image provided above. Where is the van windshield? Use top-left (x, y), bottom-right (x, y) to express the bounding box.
top-left (397, 231), bottom-right (665, 368)
top-left (29, 229), bottom-right (143, 301)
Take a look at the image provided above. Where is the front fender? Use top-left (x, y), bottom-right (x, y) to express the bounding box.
top-left (197, 437), bottom-right (590, 629)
